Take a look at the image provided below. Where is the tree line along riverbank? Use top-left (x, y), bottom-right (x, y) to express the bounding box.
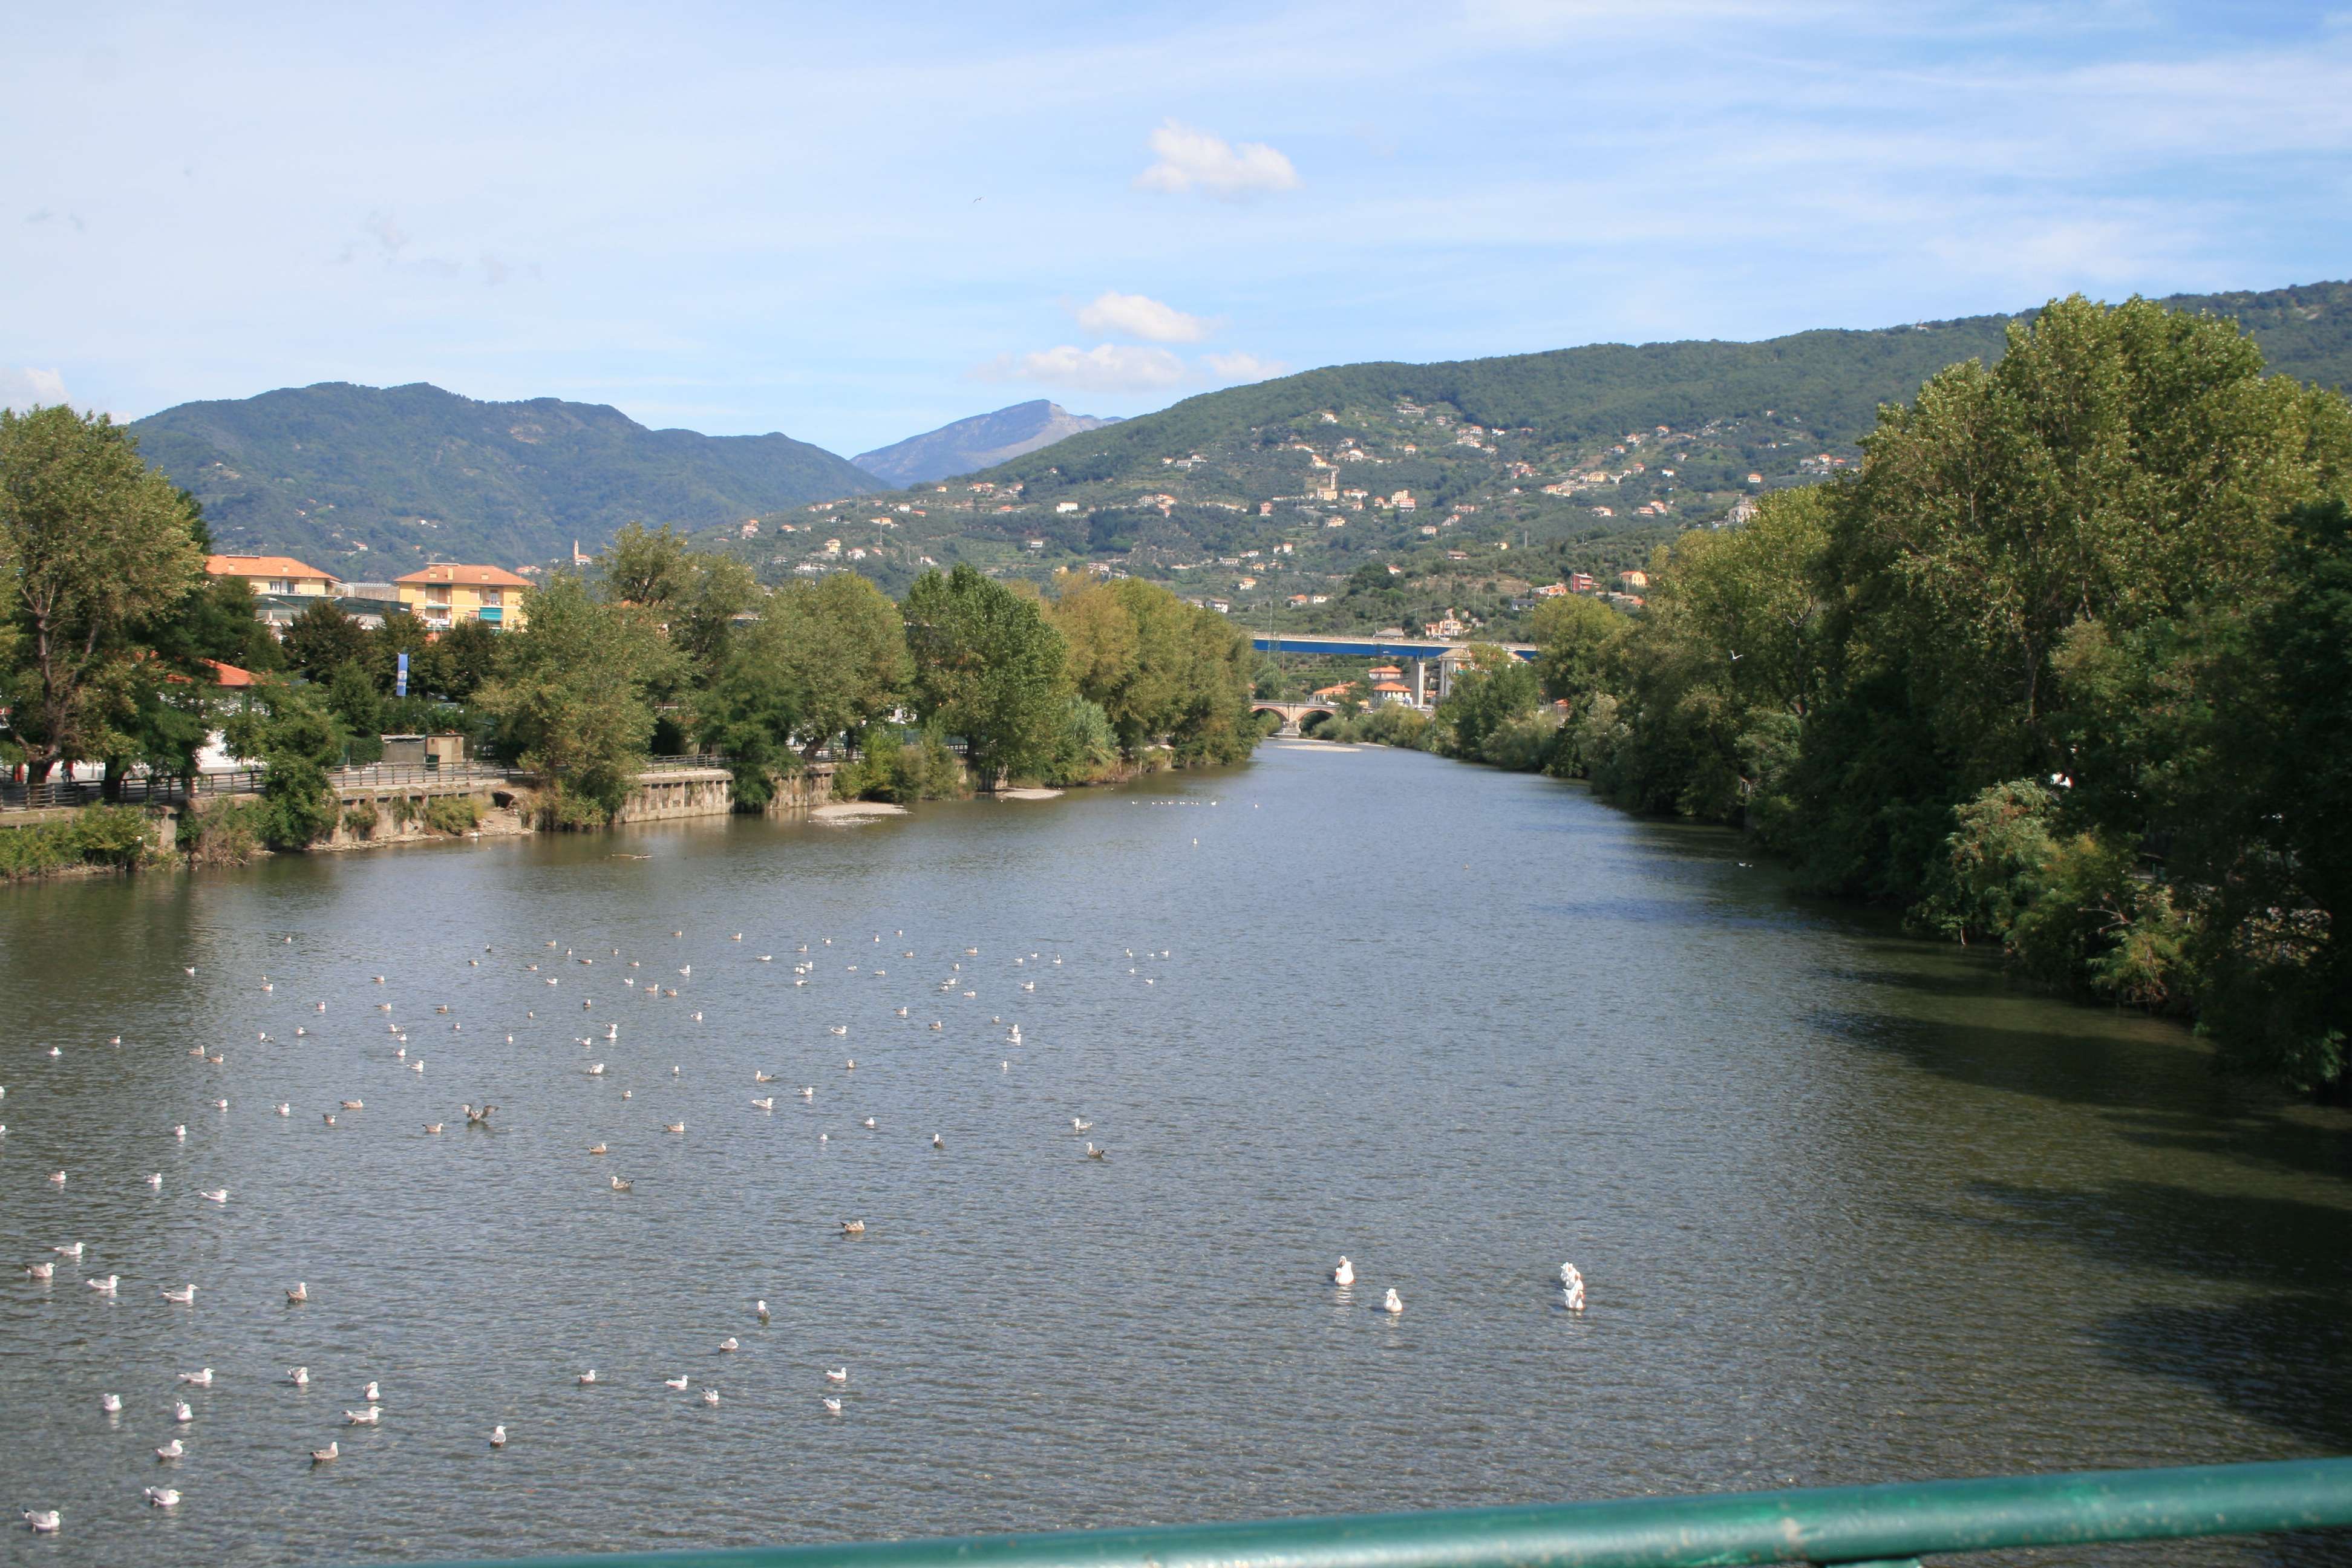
top-left (0, 408), bottom-right (1261, 879)
top-left (1304, 293), bottom-right (2352, 1102)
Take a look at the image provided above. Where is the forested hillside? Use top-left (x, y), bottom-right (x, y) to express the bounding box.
top-left (130, 382), bottom-right (876, 570)
top-left (705, 281), bottom-right (2352, 641)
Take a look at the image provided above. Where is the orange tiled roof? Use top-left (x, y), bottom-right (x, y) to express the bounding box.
top-left (206, 554), bottom-right (335, 581)
top-left (201, 659), bottom-right (259, 688)
top-left (396, 563), bottom-right (534, 589)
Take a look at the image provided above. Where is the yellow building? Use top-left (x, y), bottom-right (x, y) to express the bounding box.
top-left (205, 554), bottom-right (339, 596)
top-left (394, 564), bottom-right (532, 631)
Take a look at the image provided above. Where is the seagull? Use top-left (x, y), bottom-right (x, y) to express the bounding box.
top-left (1085, 1143), bottom-right (1106, 1160)
top-left (156, 1440), bottom-right (184, 1460)
top-left (611, 1176), bottom-right (632, 1191)
top-left (145, 1487), bottom-right (180, 1508)
top-left (363, 1381), bottom-right (379, 1402)
top-left (863, 1117), bottom-right (877, 1129)
top-left (840, 1220), bottom-right (865, 1235)
top-left (162, 1285), bottom-right (197, 1305)
top-left (53, 1243), bottom-right (83, 1259)
top-left (576, 1370), bottom-right (599, 1385)
top-left (718, 1338), bottom-right (738, 1352)
top-left (290, 1367), bottom-right (310, 1385)
top-left (1564, 1279), bottom-right (1586, 1312)
top-left (588, 1143), bottom-right (607, 1155)
top-left (86, 1275), bottom-right (119, 1293)
top-left (825, 1367), bottom-right (848, 1383)
top-left (177, 1368), bottom-right (213, 1386)
top-left (23, 1509), bottom-right (60, 1534)
top-left (173, 1125), bottom-right (186, 1141)
top-left (344, 1407), bottom-right (380, 1425)
top-left (1333, 1256), bottom-right (1355, 1287)
top-left (339, 1099), bottom-right (363, 1111)
top-left (932, 1132), bottom-right (944, 1149)
top-left (752, 1097), bottom-right (774, 1111)
top-left (287, 1282), bottom-right (307, 1303)
top-left (143, 1172), bottom-right (162, 1188)
top-left (662, 1121), bottom-right (685, 1134)
top-left (100, 1392), bottom-right (123, 1413)
top-left (200, 1188), bottom-right (228, 1204)
top-left (310, 1441), bottom-right (339, 1463)
top-left (822, 1397), bottom-right (843, 1414)
top-left (756, 1300), bottom-right (770, 1321)
top-left (1383, 1287), bottom-right (1404, 1315)
top-left (173, 1401), bottom-right (193, 1423)
top-left (424, 1122), bottom-right (444, 1134)
top-left (664, 1374), bottom-right (690, 1390)
top-left (755, 1071), bottom-right (777, 1083)
top-left (1072, 1118), bottom-right (1093, 1132)
top-left (275, 1102), bottom-right (291, 1116)
top-left (322, 1114), bottom-right (335, 1126)
top-left (489, 1425), bottom-right (507, 1448)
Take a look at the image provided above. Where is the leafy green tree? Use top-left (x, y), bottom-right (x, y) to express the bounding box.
top-left (1529, 593), bottom-right (1624, 707)
top-left (474, 575), bottom-right (682, 821)
top-left (327, 662), bottom-right (385, 763)
top-left (701, 572), bottom-right (909, 805)
top-left (1792, 293), bottom-right (2352, 898)
top-left (436, 616), bottom-right (502, 702)
top-left (222, 680), bottom-right (344, 848)
top-left (370, 610), bottom-right (452, 699)
top-left (903, 565), bottom-right (1067, 788)
top-left (0, 406), bottom-right (205, 782)
top-left (283, 599), bottom-right (372, 682)
top-left (1433, 644), bottom-right (1539, 759)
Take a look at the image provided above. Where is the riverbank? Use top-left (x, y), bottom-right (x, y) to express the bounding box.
top-left (0, 748), bottom-right (1233, 881)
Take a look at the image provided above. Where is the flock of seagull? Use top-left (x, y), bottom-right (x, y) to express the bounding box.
top-left (8, 864), bottom-right (1592, 1541)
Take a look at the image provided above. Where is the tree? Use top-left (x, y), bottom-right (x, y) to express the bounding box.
top-left (474, 575), bottom-right (682, 822)
top-left (1049, 574), bottom-right (1255, 763)
top-left (701, 572), bottom-right (908, 804)
top-left (283, 599), bottom-right (372, 682)
top-left (326, 661), bottom-right (385, 763)
top-left (0, 407), bottom-right (205, 782)
top-left (1433, 644), bottom-right (1538, 759)
top-left (1792, 294), bottom-right (2352, 898)
top-left (903, 564), bottom-right (1067, 788)
top-left (1530, 593), bottom-right (1624, 707)
top-left (221, 680), bottom-right (344, 848)
top-left (436, 616), bottom-right (502, 702)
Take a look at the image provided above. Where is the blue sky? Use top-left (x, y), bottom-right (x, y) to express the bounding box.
top-left (4, 2), bottom-right (2348, 456)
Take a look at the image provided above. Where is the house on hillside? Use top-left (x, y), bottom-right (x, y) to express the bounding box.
top-left (394, 563), bottom-right (532, 630)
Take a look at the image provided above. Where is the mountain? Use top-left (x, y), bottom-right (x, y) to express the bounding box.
top-left (129, 382), bottom-right (878, 570)
top-left (851, 400), bottom-right (1120, 486)
top-left (703, 279), bottom-right (2352, 635)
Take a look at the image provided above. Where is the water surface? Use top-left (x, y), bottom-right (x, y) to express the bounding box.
top-left (2, 742), bottom-right (2348, 1565)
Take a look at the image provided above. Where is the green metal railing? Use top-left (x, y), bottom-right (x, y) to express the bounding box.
top-left (394, 1458), bottom-right (2352, 1568)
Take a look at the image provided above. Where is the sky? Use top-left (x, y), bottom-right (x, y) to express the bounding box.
top-left (4, 1), bottom-right (2349, 457)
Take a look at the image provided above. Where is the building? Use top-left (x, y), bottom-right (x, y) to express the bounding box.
top-left (1568, 572), bottom-right (1596, 593)
top-left (1619, 569), bottom-right (1650, 589)
top-left (206, 555), bottom-right (338, 596)
top-left (1370, 679), bottom-right (1417, 708)
top-left (394, 563), bottom-right (533, 630)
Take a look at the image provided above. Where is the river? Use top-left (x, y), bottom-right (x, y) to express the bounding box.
top-left (2, 741), bottom-right (2348, 1566)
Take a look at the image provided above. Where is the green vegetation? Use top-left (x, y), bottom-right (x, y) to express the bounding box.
top-left (1356, 294), bottom-right (2352, 1099)
top-left (0, 805), bottom-right (155, 880)
top-left (129, 382), bottom-right (877, 570)
top-left (424, 794), bottom-right (482, 835)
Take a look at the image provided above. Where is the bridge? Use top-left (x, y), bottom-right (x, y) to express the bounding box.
top-left (1250, 700), bottom-right (1340, 736)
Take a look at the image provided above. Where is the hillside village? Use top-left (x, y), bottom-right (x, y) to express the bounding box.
top-left (687, 402), bottom-right (1854, 640)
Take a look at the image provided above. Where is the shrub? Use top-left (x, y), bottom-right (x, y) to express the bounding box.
top-left (341, 801), bottom-right (380, 838)
top-left (425, 794), bottom-right (481, 835)
top-left (0, 821), bottom-right (79, 880)
top-left (180, 799), bottom-right (267, 866)
top-left (71, 805), bottom-right (155, 867)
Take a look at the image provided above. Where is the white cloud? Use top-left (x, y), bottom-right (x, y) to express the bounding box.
top-left (1133, 119), bottom-right (1300, 199)
top-left (0, 366), bottom-right (70, 411)
top-left (1073, 290), bottom-right (1216, 343)
top-left (1202, 351), bottom-right (1288, 382)
top-left (976, 343), bottom-right (1191, 392)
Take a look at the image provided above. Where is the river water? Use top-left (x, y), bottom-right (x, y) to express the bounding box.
top-left (1, 742), bottom-right (2348, 1567)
